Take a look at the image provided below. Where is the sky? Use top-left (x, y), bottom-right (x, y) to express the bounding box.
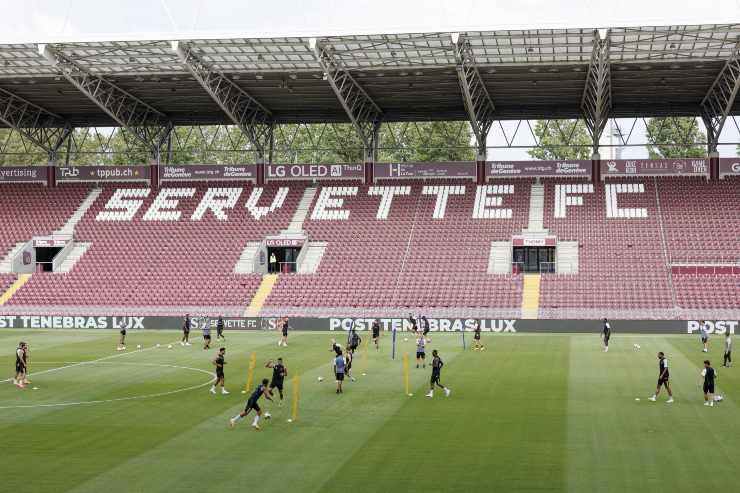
top-left (1, 0), bottom-right (738, 158)
top-left (1, 0), bottom-right (738, 43)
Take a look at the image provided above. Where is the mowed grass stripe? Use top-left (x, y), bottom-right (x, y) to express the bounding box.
top-left (320, 335), bottom-right (570, 493)
top-left (65, 333), bottom-right (462, 493)
top-left (0, 330), bottom-right (314, 492)
top-left (566, 335), bottom-right (740, 493)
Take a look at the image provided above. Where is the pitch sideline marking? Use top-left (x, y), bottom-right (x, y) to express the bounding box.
top-left (0, 361), bottom-right (215, 410)
top-left (1, 340), bottom-right (183, 384)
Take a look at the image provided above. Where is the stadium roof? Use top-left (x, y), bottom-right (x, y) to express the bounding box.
top-left (0, 24), bottom-right (739, 127)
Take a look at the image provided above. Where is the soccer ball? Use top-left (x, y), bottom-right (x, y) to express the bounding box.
top-left (156, 344), bottom-right (161, 348)
top-left (167, 344), bottom-right (173, 349)
top-left (403, 338), bottom-right (408, 342)
top-left (136, 344), bottom-right (142, 349)
top-left (287, 418), bottom-right (293, 423)
top-left (264, 412), bottom-right (272, 419)
top-left (633, 344), bottom-right (641, 351)
top-left (317, 376), bottom-right (324, 382)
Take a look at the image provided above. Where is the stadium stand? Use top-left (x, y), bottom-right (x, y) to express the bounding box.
top-left (6, 183), bottom-right (299, 315)
top-left (263, 180), bottom-right (527, 317)
top-left (0, 177), bottom-right (737, 319)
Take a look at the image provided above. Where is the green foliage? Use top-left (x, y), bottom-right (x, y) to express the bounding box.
top-left (645, 117), bottom-right (706, 158)
top-left (379, 122), bottom-right (475, 162)
top-left (0, 129), bottom-right (48, 165)
top-left (527, 120), bottom-right (592, 160)
top-left (1, 122), bottom-right (475, 166)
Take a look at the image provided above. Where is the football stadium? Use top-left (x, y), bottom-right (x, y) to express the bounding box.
top-left (1, 1), bottom-right (740, 491)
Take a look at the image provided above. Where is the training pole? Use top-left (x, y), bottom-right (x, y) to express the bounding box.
top-left (291, 375), bottom-right (300, 421)
top-left (403, 353), bottom-right (410, 395)
top-left (462, 329), bottom-right (466, 350)
top-left (392, 327), bottom-right (397, 360)
top-left (245, 351), bottom-right (257, 392)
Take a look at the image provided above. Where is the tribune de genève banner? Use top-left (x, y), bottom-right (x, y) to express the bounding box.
top-left (486, 160), bottom-right (592, 179)
top-left (57, 166), bottom-right (151, 182)
top-left (160, 164), bottom-right (256, 182)
top-left (0, 166), bottom-right (48, 183)
top-left (374, 162), bottom-right (477, 179)
top-left (1, 315), bottom-right (738, 335)
top-left (601, 158), bottom-right (708, 177)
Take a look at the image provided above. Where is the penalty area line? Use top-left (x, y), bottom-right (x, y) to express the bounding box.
top-left (0, 363), bottom-right (215, 410)
top-left (1, 340), bottom-right (184, 384)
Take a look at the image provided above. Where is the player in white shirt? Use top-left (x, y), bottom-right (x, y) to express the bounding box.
top-left (723, 334), bottom-right (732, 368)
top-left (699, 320), bottom-right (710, 352)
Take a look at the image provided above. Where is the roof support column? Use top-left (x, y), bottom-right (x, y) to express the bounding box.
top-left (701, 42), bottom-right (740, 155)
top-left (581, 29), bottom-right (611, 157)
top-left (0, 87), bottom-right (72, 163)
top-left (38, 44), bottom-right (172, 160)
top-left (171, 41), bottom-right (274, 163)
top-left (452, 33), bottom-right (495, 161)
top-left (308, 38), bottom-right (383, 163)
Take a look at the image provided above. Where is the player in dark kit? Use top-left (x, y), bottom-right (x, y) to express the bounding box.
top-left (345, 348), bottom-right (356, 382)
top-left (649, 352), bottom-right (674, 403)
top-left (602, 318), bottom-right (611, 353)
top-left (266, 358), bottom-right (287, 405)
top-left (372, 319), bottom-right (381, 350)
top-left (426, 349), bottom-right (450, 397)
top-left (181, 314), bottom-right (191, 346)
top-left (230, 378), bottom-right (273, 430)
top-left (117, 327), bottom-right (127, 351)
top-left (13, 342), bottom-right (27, 388)
top-left (278, 317), bottom-right (289, 347)
top-left (701, 360), bottom-right (716, 407)
top-left (472, 321), bottom-right (485, 351)
top-left (21, 342), bottom-right (30, 385)
top-left (408, 314), bottom-right (418, 335)
top-left (216, 316), bottom-right (225, 341)
top-left (421, 315), bottom-right (431, 342)
top-left (210, 347), bottom-right (229, 395)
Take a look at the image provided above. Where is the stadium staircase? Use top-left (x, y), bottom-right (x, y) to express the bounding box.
top-left (54, 188), bottom-right (102, 235)
top-left (244, 273), bottom-right (278, 316)
top-left (0, 242), bottom-right (27, 273)
top-left (0, 273), bottom-right (32, 305)
top-left (233, 242), bottom-right (262, 274)
top-left (521, 274), bottom-right (541, 319)
top-left (284, 187), bottom-right (317, 234)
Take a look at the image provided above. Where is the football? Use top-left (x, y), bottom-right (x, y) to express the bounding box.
top-left (317, 376), bottom-right (324, 382)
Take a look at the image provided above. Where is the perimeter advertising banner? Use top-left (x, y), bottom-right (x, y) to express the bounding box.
top-left (266, 163), bottom-right (364, 181)
top-left (57, 166), bottom-right (150, 182)
top-left (160, 164), bottom-right (256, 181)
top-left (601, 158), bottom-right (708, 177)
top-left (719, 158), bottom-right (740, 178)
top-left (0, 166), bottom-right (48, 183)
top-left (487, 160), bottom-right (592, 178)
top-left (374, 162), bottom-right (477, 179)
top-left (1, 315), bottom-right (737, 335)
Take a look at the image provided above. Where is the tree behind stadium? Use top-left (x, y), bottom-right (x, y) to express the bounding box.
top-left (645, 117), bottom-right (706, 159)
top-left (527, 120), bottom-right (592, 161)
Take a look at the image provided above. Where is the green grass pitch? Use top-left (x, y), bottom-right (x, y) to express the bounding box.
top-left (1, 329), bottom-right (738, 492)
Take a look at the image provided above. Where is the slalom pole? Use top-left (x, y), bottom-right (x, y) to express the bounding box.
top-left (462, 328), bottom-right (466, 350)
top-left (392, 327), bottom-right (397, 360)
top-left (291, 375), bottom-right (300, 421)
top-left (403, 353), bottom-right (410, 396)
top-left (244, 351), bottom-right (257, 393)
